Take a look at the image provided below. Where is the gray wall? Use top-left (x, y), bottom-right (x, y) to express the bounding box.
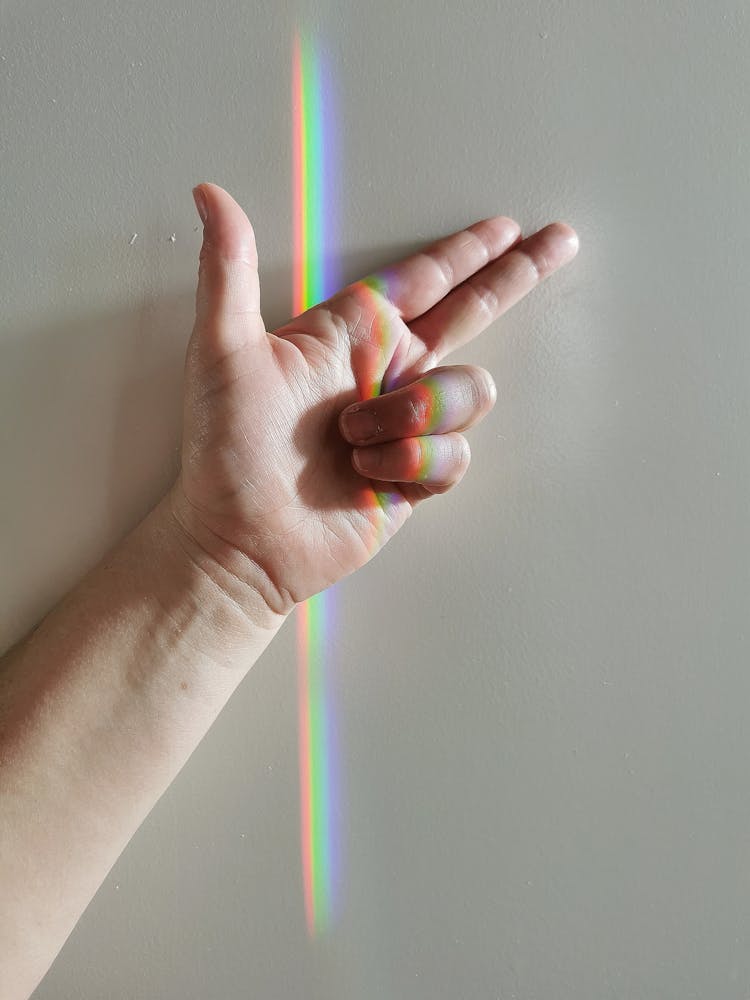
top-left (2, 1), bottom-right (748, 997)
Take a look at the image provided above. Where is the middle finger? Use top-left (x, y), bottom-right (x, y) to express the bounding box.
top-left (408, 222), bottom-right (579, 364)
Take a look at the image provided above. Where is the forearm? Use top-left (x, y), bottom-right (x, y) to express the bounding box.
top-left (0, 488), bottom-right (287, 999)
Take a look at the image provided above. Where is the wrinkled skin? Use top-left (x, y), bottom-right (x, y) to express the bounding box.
top-left (169, 183), bottom-right (579, 617)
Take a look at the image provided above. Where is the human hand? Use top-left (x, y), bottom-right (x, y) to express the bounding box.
top-left (168, 183), bottom-right (579, 621)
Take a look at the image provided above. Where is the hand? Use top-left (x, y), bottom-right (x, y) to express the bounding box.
top-left (168, 183), bottom-right (579, 619)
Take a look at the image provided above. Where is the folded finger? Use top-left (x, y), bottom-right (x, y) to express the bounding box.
top-left (339, 364), bottom-right (496, 446)
top-left (352, 432), bottom-right (471, 494)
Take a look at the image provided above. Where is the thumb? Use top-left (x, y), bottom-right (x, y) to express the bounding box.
top-left (191, 182), bottom-right (265, 351)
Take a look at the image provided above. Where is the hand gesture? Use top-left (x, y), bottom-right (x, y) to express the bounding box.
top-left (169, 183), bottom-right (579, 619)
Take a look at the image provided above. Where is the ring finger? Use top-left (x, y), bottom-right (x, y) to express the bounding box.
top-left (338, 364), bottom-right (497, 446)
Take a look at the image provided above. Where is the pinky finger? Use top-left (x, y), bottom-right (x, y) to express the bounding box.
top-left (352, 432), bottom-right (471, 496)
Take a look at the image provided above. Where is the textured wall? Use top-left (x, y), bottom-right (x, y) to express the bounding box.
top-left (2, 1), bottom-right (748, 997)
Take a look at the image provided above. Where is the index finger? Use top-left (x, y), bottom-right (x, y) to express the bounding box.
top-left (405, 221), bottom-right (579, 364)
top-left (359, 216), bottom-right (523, 322)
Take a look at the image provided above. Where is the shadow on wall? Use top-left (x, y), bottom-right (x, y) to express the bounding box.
top-left (0, 241), bottom-right (422, 650)
top-left (0, 290), bottom-right (187, 646)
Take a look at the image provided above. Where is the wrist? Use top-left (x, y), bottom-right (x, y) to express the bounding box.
top-left (155, 482), bottom-right (292, 638)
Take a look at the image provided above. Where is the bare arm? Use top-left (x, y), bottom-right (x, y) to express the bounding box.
top-left (0, 182), bottom-right (577, 997)
top-left (0, 490), bottom-right (285, 998)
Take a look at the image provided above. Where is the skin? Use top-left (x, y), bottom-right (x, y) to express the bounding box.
top-left (171, 182), bottom-right (580, 617)
top-left (0, 182), bottom-right (578, 997)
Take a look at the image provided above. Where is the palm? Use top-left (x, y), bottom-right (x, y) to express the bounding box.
top-left (175, 183), bottom-right (578, 611)
top-left (181, 292), bottom-right (418, 604)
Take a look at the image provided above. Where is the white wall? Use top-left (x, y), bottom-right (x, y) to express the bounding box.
top-left (2, 1), bottom-right (749, 997)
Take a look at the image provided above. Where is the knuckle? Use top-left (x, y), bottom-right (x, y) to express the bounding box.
top-left (426, 248), bottom-right (455, 291)
top-left (464, 366), bottom-right (497, 411)
top-left (462, 227), bottom-right (492, 265)
top-left (465, 276), bottom-right (500, 320)
top-left (406, 392), bottom-right (430, 431)
top-left (515, 246), bottom-right (542, 283)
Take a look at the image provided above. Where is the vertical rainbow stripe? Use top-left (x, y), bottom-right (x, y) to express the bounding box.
top-left (291, 27), bottom-right (441, 935)
top-left (293, 28), bottom-right (340, 937)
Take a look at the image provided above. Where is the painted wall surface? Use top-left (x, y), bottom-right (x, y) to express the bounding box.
top-left (2, 1), bottom-right (748, 997)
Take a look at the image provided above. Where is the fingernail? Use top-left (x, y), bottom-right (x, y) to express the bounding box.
top-left (192, 186), bottom-right (209, 225)
top-left (559, 228), bottom-right (579, 263)
top-left (341, 407), bottom-right (380, 442)
top-left (353, 447), bottom-right (381, 473)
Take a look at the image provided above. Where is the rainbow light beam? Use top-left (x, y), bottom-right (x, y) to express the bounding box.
top-left (292, 27), bottom-right (342, 937)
